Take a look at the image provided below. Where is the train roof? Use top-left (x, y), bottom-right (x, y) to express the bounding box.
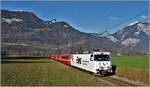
top-left (93, 51), bottom-right (110, 55)
top-left (73, 51), bottom-right (110, 55)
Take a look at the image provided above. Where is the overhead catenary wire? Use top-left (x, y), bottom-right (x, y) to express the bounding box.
top-left (105, 10), bottom-right (148, 32)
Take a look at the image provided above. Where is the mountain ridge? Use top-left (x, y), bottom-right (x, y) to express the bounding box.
top-left (1, 9), bottom-right (148, 56)
top-left (91, 22), bottom-right (149, 54)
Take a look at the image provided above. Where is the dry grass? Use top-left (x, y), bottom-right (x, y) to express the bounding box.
top-left (1, 58), bottom-right (107, 86)
top-left (112, 55), bottom-right (149, 85)
top-left (116, 66), bottom-right (149, 85)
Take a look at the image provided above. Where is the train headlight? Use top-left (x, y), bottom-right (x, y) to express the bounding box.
top-left (96, 69), bottom-right (100, 73)
top-left (96, 69), bottom-right (99, 71)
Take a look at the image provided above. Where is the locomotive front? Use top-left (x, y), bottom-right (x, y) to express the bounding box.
top-left (91, 52), bottom-right (116, 76)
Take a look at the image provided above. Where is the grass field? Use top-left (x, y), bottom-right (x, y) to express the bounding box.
top-left (1, 55), bottom-right (149, 86)
top-left (112, 55), bottom-right (149, 69)
top-left (112, 55), bottom-right (149, 84)
top-left (1, 58), bottom-right (107, 86)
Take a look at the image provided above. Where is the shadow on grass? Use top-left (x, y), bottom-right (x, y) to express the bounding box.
top-left (1, 60), bottom-right (52, 64)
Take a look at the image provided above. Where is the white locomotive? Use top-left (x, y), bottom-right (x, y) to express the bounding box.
top-left (71, 51), bottom-right (116, 76)
top-left (49, 51), bottom-right (116, 76)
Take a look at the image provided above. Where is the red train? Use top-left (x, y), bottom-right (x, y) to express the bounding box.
top-left (48, 51), bottom-right (116, 76)
top-left (48, 54), bottom-right (71, 65)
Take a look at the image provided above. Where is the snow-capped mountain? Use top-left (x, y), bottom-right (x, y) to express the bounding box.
top-left (113, 21), bottom-right (149, 53)
top-left (2, 18), bottom-right (23, 24)
top-left (128, 21), bottom-right (139, 26)
top-left (91, 21), bottom-right (149, 54)
top-left (99, 31), bottom-right (110, 37)
top-left (91, 31), bottom-right (120, 43)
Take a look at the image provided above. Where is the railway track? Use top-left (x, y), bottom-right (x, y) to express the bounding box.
top-left (95, 75), bottom-right (143, 86)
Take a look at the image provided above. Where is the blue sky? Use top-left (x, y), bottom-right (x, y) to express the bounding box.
top-left (1, 1), bottom-right (148, 33)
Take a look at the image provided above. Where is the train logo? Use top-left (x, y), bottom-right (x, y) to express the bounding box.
top-left (76, 56), bottom-right (81, 64)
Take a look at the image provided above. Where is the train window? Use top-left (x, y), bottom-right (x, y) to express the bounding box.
top-left (94, 55), bottom-right (110, 61)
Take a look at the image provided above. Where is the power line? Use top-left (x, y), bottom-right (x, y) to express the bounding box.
top-left (105, 10), bottom-right (148, 31)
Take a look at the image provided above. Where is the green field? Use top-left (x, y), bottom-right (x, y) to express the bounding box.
top-left (112, 55), bottom-right (149, 69)
top-left (1, 55), bottom-right (149, 86)
top-left (112, 55), bottom-right (149, 84)
top-left (1, 58), bottom-right (107, 86)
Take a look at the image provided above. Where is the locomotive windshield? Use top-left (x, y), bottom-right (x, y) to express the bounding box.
top-left (94, 54), bottom-right (110, 61)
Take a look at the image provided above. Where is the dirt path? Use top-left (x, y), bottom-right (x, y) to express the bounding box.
top-left (97, 75), bottom-right (144, 86)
